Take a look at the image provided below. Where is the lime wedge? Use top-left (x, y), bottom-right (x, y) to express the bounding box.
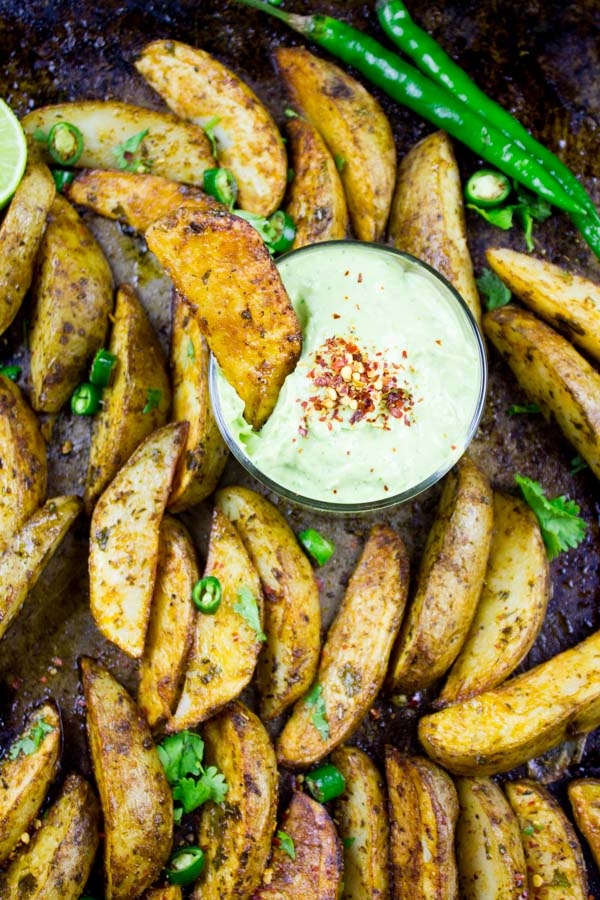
top-left (0, 99), bottom-right (27, 209)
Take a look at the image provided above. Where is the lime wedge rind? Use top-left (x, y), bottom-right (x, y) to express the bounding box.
top-left (0, 98), bottom-right (28, 209)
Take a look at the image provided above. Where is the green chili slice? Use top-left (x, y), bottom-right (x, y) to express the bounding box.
top-left (192, 576), bottom-right (222, 614)
top-left (52, 169), bottom-right (76, 192)
top-left (70, 382), bottom-right (102, 415)
top-left (0, 365), bottom-right (21, 382)
top-left (203, 167), bottom-right (238, 207)
top-left (166, 846), bottom-right (205, 886)
top-left (267, 210), bottom-right (296, 253)
top-left (89, 348), bottom-right (117, 387)
top-left (47, 122), bottom-right (84, 166)
top-left (465, 170), bottom-right (511, 208)
top-left (298, 528), bottom-right (335, 565)
top-left (305, 764), bottom-right (346, 803)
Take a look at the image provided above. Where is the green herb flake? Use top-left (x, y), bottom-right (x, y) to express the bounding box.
top-left (284, 108), bottom-right (299, 119)
top-left (276, 830), bottom-right (296, 860)
top-left (143, 387), bottom-right (162, 414)
top-left (521, 824), bottom-right (534, 836)
top-left (158, 731), bottom-right (227, 822)
top-left (476, 268), bottom-right (512, 311)
top-left (95, 527), bottom-right (111, 551)
top-left (33, 127), bottom-right (48, 143)
top-left (305, 683), bottom-right (330, 741)
top-left (343, 836), bottom-right (356, 849)
top-left (570, 455), bottom-right (588, 475)
top-left (549, 868), bottom-right (570, 888)
top-left (467, 204), bottom-right (515, 230)
top-left (203, 116), bottom-right (221, 159)
top-left (334, 154), bottom-right (346, 173)
top-left (114, 129), bottom-right (153, 174)
top-left (8, 717), bottom-right (55, 760)
top-left (233, 586), bottom-right (266, 641)
top-left (287, 167), bottom-right (294, 183)
top-left (187, 338), bottom-right (195, 363)
top-left (515, 474), bottom-right (587, 560)
top-left (507, 402), bottom-right (541, 416)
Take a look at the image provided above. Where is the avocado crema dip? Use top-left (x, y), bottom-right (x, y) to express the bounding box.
top-left (213, 242), bottom-right (485, 506)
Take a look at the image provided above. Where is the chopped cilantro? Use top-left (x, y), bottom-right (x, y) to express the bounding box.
top-left (187, 338), bottom-right (195, 364)
top-left (8, 717), bottom-right (55, 760)
top-left (158, 731), bottom-right (227, 823)
top-left (114, 129), bottom-right (152, 173)
top-left (549, 869), bottom-right (570, 888)
top-left (468, 182), bottom-right (551, 252)
top-left (476, 268), bottom-right (511, 311)
top-left (508, 402), bottom-right (541, 416)
top-left (467, 204), bottom-right (515, 230)
top-left (515, 474), bottom-right (587, 560)
top-left (203, 116), bottom-right (221, 159)
top-left (143, 387), bottom-right (162, 414)
top-left (521, 824), bottom-right (534, 836)
top-left (334, 154), bottom-right (346, 173)
top-left (276, 830), bottom-right (296, 859)
top-left (234, 586), bottom-right (266, 641)
top-left (305, 683), bottom-right (329, 741)
top-left (570, 455), bottom-right (588, 475)
top-left (284, 108), bottom-right (299, 119)
top-left (343, 836), bottom-right (356, 849)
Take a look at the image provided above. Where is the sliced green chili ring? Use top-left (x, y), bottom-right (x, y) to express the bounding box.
top-left (47, 122), bottom-right (84, 166)
top-left (0, 365), bottom-right (21, 382)
top-left (203, 167), bottom-right (238, 207)
top-left (70, 382), bottom-right (102, 416)
top-left (465, 170), bottom-right (511, 208)
top-left (267, 210), bottom-right (296, 253)
top-left (305, 764), bottom-right (346, 803)
top-left (166, 846), bottom-right (205, 886)
top-left (298, 528), bottom-right (335, 566)
top-left (90, 348), bottom-right (117, 387)
top-left (192, 576), bottom-right (222, 614)
top-left (52, 169), bottom-right (76, 192)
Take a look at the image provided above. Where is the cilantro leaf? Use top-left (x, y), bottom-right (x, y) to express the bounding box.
top-left (515, 474), bottom-right (587, 560)
top-left (8, 717), bottom-right (55, 760)
top-left (467, 204), bottom-right (515, 230)
top-left (508, 402), bottom-right (541, 416)
top-left (158, 730), bottom-right (227, 821)
top-left (157, 731), bottom-right (204, 784)
top-left (199, 765), bottom-right (228, 804)
top-left (173, 776), bottom-right (212, 814)
top-left (203, 116), bottom-right (221, 159)
top-left (114, 129), bottom-right (152, 173)
top-left (334, 154), bottom-right (346, 173)
top-left (143, 387), bottom-right (162, 414)
top-left (305, 683), bottom-right (330, 741)
top-left (476, 268), bottom-right (512, 311)
top-left (570, 455), bottom-right (588, 475)
top-left (234, 586), bottom-right (266, 641)
top-left (276, 830), bottom-right (296, 859)
top-left (343, 836), bottom-right (356, 849)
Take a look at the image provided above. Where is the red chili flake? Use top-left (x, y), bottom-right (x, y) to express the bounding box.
top-left (51, 657), bottom-right (63, 667)
top-left (11, 677), bottom-right (23, 691)
top-left (451, 444), bottom-right (457, 450)
top-left (435, 339), bottom-right (442, 345)
top-left (402, 350), bottom-right (408, 359)
top-left (357, 273), bottom-right (363, 283)
top-left (332, 313), bottom-right (341, 319)
top-left (344, 270), bottom-right (350, 276)
top-left (39, 676), bottom-right (48, 684)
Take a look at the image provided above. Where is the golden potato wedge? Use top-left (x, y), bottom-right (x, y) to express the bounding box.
top-left (568, 779), bottom-right (600, 869)
top-left (146, 205), bottom-right (302, 430)
top-left (419, 628), bottom-right (600, 776)
top-left (388, 131), bottom-right (481, 329)
top-left (388, 457), bottom-right (493, 693)
top-left (138, 515), bottom-right (198, 729)
top-left (0, 701), bottom-right (61, 864)
top-left (144, 889), bottom-right (182, 900)
top-left (168, 292), bottom-right (228, 512)
top-left (84, 283), bottom-right (171, 512)
top-left (193, 701), bottom-right (278, 899)
top-left (285, 116), bottom-right (348, 248)
top-left (215, 486), bottom-right (320, 720)
top-left (506, 780), bottom-right (588, 899)
top-left (455, 777), bottom-right (527, 899)
top-left (81, 658), bottom-right (173, 900)
top-left (386, 749), bottom-right (458, 900)
top-left (277, 525), bottom-right (409, 768)
top-left (22, 101), bottom-right (214, 185)
top-left (484, 305), bottom-right (600, 479)
top-left (0, 375), bottom-right (47, 551)
top-left (168, 509), bottom-right (264, 731)
top-left (439, 492), bottom-right (550, 705)
top-left (487, 247), bottom-right (600, 364)
top-left (276, 46), bottom-right (396, 242)
top-left (331, 746), bottom-right (390, 900)
top-left (135, 40), bottom-right (287, 216)
top-left (0, 495), bottom-right (81, 642)
top-left (0, 153), bottom-right (55, 336)
top-left (89, 422), bottom-right (186, 658)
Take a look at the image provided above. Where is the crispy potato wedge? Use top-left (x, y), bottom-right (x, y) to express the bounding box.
top-left (138, 515), bottom-right (198, 729)
top-left (144, 890), bottom-right (182, 900)
top-left (419, 628), bottom-right (600, 776)
top-left (193, 702), bottom-right (278, 899)
top-left (332, 746), bottom-right (390, 900)
top-left (277, 525), bottom-right (409, 768)
top-left (22, 101), bottom-right (214, 185)
top-left (285, 116), bottom-right (348, 248)
top-left (136, 40), bottom-right (287, 216)
top-left (276, 46), bottom-right (395, 242)
top-left (487, 247), bottom-right (600, 364)
top-left (84, 283), bottom-right (171, 512)
top-left (456, 777), bottom-right (527, 899)
top-left (89, 422), bottom-right (186, 658)
top-left (0, 153), bottom-right (55, 336)
top-left (388, 457), bottom-right (493, 693)
top-left (168, 509), bottom-right (263, 731)
top-left (168, 292), bottom-right (228, 511)
top-left (484, 305), bottom-right (600, 479)
top-left (439, 492), bottom-right (550, 705)
top-left (506, 780), bottom-right (588, 899)
top-left (215, 486), bottom-right (320, 720)
top-left (81, 658), bottom-right (173, 900)
top-left (568, 779), bottom-right (600, 869)
top-left (146, 205), bottom-right (302, 430)
top-left (386, 749), bottom-right (458, 900)
top-left (388, 131), bottom-right (481, 329)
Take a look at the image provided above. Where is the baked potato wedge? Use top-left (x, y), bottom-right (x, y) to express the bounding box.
top-left (506, 780), bottom-right (588, 899)
top-left (146, 204), bottom-right (302, 430)
top-left (135, 40), bottom-right (287, 216)
top-left (277, 525), bottom-right (409, 768)
top-left (81, 657), bottom-right (173, 900)
top-left (215, 486), bottom-right (320, 720)
top-left (276, 46), bottom-right (395, 242)
top-left (89, 422), bottom-right (186, 658)
top-left (138, 515), bottom-right (198, 729)
top-left (388, 457), bottom-right (493, 693)
top-left (193, 701), bottom-right (278, 899)
top-left (144, 890), bottom-right (182, 900)
top-left (484, 305), bottom-right (600, 479)
top-left (386, 749), bottom-right (458, 900)
top-left (568, 779), bottom-right (600, 869)
top-left (84, 283), bottom-right (171, 512)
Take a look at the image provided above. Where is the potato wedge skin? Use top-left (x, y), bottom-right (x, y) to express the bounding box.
top-left (136, 40), bottom-right (287, 216)
top-left (388, 457), bottom-right (493, 692)
top-left (81, 658), bottom-right (173, 900)
top-left (484, 305), bottom-right (600, 479)
top-left (146, 205), bottom-right (302, 430)
top-left (193, 701), bottom-right (278, 900)
top-left (215, 486), bottom-right (320, 720)
top-left (277, 525), bottom-right (409, 768)
top-left (568, 779), bottom-right (600, 869)
top-left (276, 46), bottom-right (396, 242)
top-left (439, 492), bottom-right (550, 705)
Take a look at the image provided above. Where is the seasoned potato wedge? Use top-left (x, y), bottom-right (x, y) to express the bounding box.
top-left (388, 457), bottom-right (493, 693)
top-left (332, 746), bottom-right (390, 900)
top-left (168, 292), bottom-right (228, 511)
top-left (89, 422), bottom-right (186, 658)
top-left (138, 515), bottom-right (198, 729)
top-left (487, 247), bottom-right (600, 364)
top-left (22, 101), bottom-right (214, 185)
top-left (144, 890), bottom-right (182, 900)
top-left (146, 205), bottom-right (302, 429)
top-left (484, 305), bottom-right (600, 479)
top-left (0, 495), bottom-right (81, 641)
top-left (215, 486), bottom-right (320, 720)
top-left (276, 46), bottom-right (396, 242)
top-left (84, 283), bottom-right (171, 512)
top-left (193, 702), bottom-right (278, 899)
top-left (568, 779), bottom-right (600, 868)
top-left (81, 658), bottom-right (173, 900)
top-left (388, 131), bottom-right (481, 329)
top-left (136, 40), bottom-right (287, 216)
top-left (439, 492), bottom-right (550, 705)
top-left (277, 525), bottom-right (409, 768)
top-left (506, 780), bottom-right (588, 899)
top-left (386, 749), bottom-right (458, 900)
